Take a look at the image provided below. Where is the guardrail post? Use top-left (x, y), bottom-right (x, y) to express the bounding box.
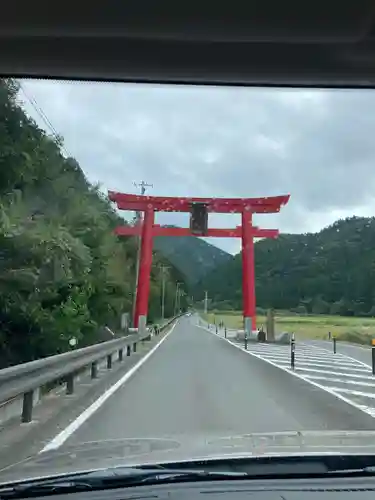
top-left (3, 332), bottom-right (163, 419)
top-left (21, 390), bottom-right (34, 423)
top-left (291, 334), bottom-right (295, 370)
top-left (107, 354), bottom-right (112, 369)
top-left (91, 362), bottom-right (98, 379)
top-left (66, 373), bottom-right (75, 395)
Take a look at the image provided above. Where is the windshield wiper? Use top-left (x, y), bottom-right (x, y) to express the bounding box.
top-left (0, 469), bottom-right (247, 498)
top-left (0, 481), bottom-right (94, 499)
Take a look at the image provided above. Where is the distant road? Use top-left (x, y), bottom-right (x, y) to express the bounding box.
top-left (53, 315), bottom-right (375, 448)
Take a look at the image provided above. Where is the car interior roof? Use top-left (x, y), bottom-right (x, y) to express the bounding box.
top-left (1, 0), bottom-right (375, 87)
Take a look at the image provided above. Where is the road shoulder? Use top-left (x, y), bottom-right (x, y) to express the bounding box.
top-left (0, 322), bottom-right (177, 472)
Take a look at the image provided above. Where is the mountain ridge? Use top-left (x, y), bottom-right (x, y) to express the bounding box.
top-left (194, 216), bottom-right (375, 316)
top-left (153, 226), bottom-right (233, 286)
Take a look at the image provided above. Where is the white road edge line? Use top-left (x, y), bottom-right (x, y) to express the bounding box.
top-left (40, 320), bottom-right (179, 453)
top-left (197, 322), bottom-right (375, 420)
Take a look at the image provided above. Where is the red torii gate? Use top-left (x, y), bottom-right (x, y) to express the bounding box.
top-left (108, 192), bottom-right (290, 331)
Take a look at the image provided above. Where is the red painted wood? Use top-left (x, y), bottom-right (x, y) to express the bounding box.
top-left (134, 208), bottom-right (154, 328)
top-left (109, 191), bottom-right (290, 214)
top-left (109, 191), bottom-right (290, 328)
top-left (115, 225), bottom-right (279, 239)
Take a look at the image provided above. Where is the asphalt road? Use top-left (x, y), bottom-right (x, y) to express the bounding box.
top-left (63, 315), bottom-right (375, 446)
top-left (304, 339), bottom-right (372, 366)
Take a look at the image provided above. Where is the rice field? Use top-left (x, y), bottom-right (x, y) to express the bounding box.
top-left (201, 311), bottom-right (375, 345)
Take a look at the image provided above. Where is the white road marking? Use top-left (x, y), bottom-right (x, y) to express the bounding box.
top-left (308, 339), bottom-right (372, 353)
top-left (291, 366), bottom-right (375, 379)
top-left (267, 358), bottom-right (371, 372)
top-left (40, 320), bottom-right (179, 453)
top-left (198, 321), bottom-right (375, 420)
top-left (330, 387), bottom-right (375, 399)
top-left (255, 354), bottom-right (366, 369)
top-left (300, 342), bottom-right (373, 369)
top-left (357, 405), bottom-right (375, 417)
top-left (305, 375), bottom-right (375, 388)
top-left (246, 346), bottom-right (366, 364)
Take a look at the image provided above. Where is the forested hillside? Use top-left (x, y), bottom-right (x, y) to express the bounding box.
top-left (154, 229), bottom-right (232, 286)
top-left (0, 79), bottom-right (186, 368)
top-left (196, 217), bottom-right (375, 316)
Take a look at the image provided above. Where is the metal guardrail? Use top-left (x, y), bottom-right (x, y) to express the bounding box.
top-left (0, 316), bottom-right (177, 424)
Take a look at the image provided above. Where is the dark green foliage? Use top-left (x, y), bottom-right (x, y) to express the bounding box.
top-left (196, 216), bottom-right (375, 316)
top-left (0, 79), bottom-right (186, 368)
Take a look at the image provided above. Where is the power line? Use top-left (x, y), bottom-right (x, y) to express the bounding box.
top-left (18, 83), bottom-right (72, 159)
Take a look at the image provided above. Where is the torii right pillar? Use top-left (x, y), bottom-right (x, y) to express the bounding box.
top-left (241, 208), bottom-right (256, 333)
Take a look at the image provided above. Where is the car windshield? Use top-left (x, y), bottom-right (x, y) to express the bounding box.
top-left (1, 78), bottom-right (375, 484)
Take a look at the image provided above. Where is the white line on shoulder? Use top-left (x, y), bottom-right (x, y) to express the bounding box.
top-left (197, 323), bottom-right (375, 420)
top-left (40, 320), bottom-right (179, 453)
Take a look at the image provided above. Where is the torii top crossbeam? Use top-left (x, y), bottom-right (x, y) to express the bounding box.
top-left (108, 191), bottom-right (290, 214)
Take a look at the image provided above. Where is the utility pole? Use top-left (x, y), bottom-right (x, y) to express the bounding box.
top-left (177, 288), bottom-right (182, 313)
top-left (174, 282), bottom-right (182, 316)
top-left (132, 180), bottom-right (153, 326)
top-left (159, 265), bottom-right (169, 320)
top-left (204, 291), bottom-right (208, 314)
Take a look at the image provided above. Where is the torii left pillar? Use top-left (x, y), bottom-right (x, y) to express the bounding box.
top-left (134, 207), bottom-right (154, 329)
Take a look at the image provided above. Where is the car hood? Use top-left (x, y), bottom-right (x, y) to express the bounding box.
top-left (2, 430), bottom-right (375, 484)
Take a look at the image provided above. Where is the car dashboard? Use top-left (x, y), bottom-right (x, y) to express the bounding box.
top-left (12, 476), bottom-right (375, 500)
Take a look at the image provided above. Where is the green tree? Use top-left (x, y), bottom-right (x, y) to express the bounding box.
top-left (0, 79), bottom-right (187, 367)
top-left (196, 216), bottom-right (375, 318)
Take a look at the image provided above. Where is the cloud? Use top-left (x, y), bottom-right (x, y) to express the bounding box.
top-left (18, 80), bottom-right (375, 254)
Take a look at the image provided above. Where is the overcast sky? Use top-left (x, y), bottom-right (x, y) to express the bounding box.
top-left (18, 79), bottom-right (375, 254)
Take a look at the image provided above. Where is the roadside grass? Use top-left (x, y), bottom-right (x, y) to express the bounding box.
top-left (200, 311), bottom-right (375, 345)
